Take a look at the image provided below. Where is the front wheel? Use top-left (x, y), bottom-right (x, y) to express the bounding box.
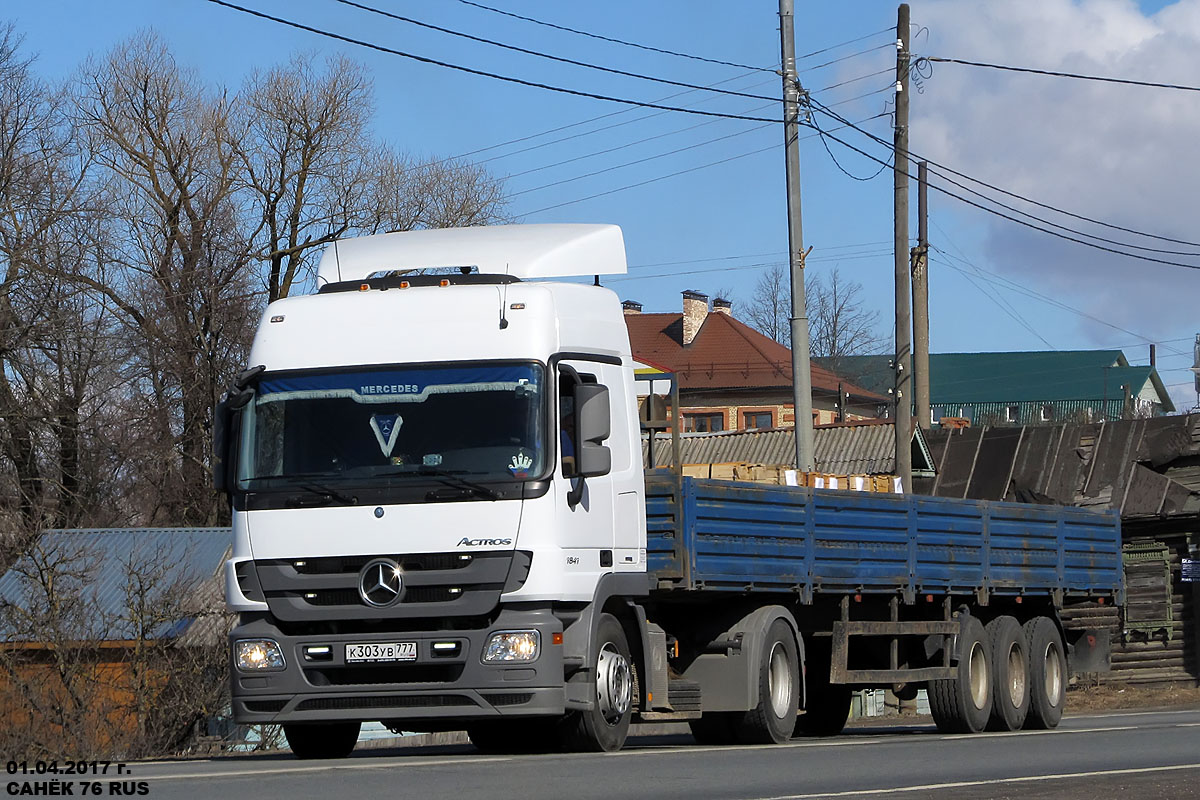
top-left (560, 612), bottom-right (634, 752)
top-left (283, 721), bottom-right (361, 759)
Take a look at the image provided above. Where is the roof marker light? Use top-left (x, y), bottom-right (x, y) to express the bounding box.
top-left (359, 283), bottom-right (370, 291)
top-left (400, 281), bottom-right (410, 289)
top-left (439, 279), bottom-right (451, 287)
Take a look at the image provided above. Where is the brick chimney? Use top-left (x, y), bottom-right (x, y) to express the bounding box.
top-left (712, 297), bottom-right (732, 316)
top-left (682, 290), bottom-right (708, 345)
top-left (621, 299), bottom-right (642, 315)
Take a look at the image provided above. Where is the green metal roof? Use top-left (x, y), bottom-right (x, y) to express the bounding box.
top-left (817, 350), bottom-right (1174, 411)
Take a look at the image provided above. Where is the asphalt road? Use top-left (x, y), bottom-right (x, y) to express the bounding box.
top-left (82, 708), bottom-right (1200, 800)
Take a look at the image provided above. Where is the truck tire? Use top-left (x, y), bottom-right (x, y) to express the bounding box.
top-left (283, 721), bottom-right (360, 759)
top-left (466, 719), bottom-right (558, 754)
top-left (797, 684), bottom-right (852, 737)
top-left (985, 616), bottom-right (1030, 731)
top-left (560, 612), bottom-right (633, 752)
top-left (1023, 616), bottom-right (1065, 730)
top-left (688, 713), bottom-right (739, 745)
top-left (928, 615), bottom-right (992, 733)
top-left (735, 618), bottom-right (800, 744)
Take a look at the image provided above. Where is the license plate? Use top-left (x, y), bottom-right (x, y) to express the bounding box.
top-left (345, 641), bottom-right (417, 663)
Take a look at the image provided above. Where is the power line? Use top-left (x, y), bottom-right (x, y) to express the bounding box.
top-left (509, 122), bottom-right (773, 197)
top-left (203, 0), bottom-right (784, 124)
top-left (803, 102), bottom-right (1200, 272)
top-left (453, 68), bottom-right (769, 161)
top-left (923, 55), bottom-right (1200, 93)
top-left (929, 222), bottom-right (1189, 356)
top-left (457, 0), bottom-right (892, 73)
top-left (627, 241), bottom-right (890, 270)
top-left (811, 95), bottom-right (1200, 249)
top-left (519, 112), bottom-right (889, 216)
top-left (336, 0), bottom-right (781, 102)
top-left (504, 102), bottom-right (776, 180)
top-left (610, 249), bottom-right (892, 282)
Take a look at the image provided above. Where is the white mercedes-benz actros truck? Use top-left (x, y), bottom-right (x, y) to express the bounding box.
top-left (215, 224), bottom-right (1120, 759)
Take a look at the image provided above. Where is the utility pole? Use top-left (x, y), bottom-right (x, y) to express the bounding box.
top-left (912, 160), bottom-right (931, 431)
top-left (780, 0), bottom-right (815, 471)
top-left (893, 3), bottom-right (913, 490)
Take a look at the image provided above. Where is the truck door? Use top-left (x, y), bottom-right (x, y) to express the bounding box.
top-left (556, 362), bottom-right (616, 563)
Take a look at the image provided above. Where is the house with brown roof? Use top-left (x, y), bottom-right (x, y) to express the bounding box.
top-left (623, 291), bottom-right (888, 432)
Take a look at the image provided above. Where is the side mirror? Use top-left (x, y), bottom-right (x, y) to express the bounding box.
top-left (212, 396), bottom-right (235, 493)
top-left (212, 366), bottom-right (264, 494)
top-left (573, 384), bottom-right (611, 479)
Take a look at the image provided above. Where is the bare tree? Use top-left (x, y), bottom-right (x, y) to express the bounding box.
top-left (744, 265), bottom-right (791, 345)
top-left (745, 264), bottom-right (884, 358)
top-left (239, 53), bottom-right (374, 301)
top-left (807, 266), bottom-right (886, 360)
top-left (75, 33), bottom-right (256, 525)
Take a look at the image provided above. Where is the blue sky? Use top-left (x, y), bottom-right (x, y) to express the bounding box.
top-left (8, 0), bottom-right (1199, 409)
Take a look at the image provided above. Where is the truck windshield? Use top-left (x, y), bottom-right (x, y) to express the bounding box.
top-left (237, 363), bottom-right (546, 488)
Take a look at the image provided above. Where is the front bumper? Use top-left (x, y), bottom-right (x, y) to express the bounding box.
top-left (230, 606), bottom-right (565, 725)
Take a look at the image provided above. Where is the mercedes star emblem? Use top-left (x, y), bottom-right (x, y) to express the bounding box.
top-left (358, 558), bottom-right (403, 607)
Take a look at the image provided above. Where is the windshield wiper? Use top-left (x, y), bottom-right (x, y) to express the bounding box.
top-left (277, 480), bottom-right (359, 507)
top-left (412, 468), bottom-right (499, 500)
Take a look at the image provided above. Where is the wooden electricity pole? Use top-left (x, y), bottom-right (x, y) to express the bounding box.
top-left (913, 160), bottom-right (931, 431)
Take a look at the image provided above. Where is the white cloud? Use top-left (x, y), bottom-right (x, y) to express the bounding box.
top-left (908, 0), bottom-right (1200, 409)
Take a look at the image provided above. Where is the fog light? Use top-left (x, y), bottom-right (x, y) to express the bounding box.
top-left (482, 630), bottom-right (540, 663)
top-left (235, 639), bottom-right (286, 671)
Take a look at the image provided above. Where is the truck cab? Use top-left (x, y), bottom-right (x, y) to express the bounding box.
top-left (216, 224), bottom-right (648, 755)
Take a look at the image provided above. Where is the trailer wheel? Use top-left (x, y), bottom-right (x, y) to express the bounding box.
top-left (283, 721), bottom-right (360, 759)
top-left (466, 719), bottom-right (558, 754)
top-left (735, 618), bottom-right (800, 744)
top-left (688, 712), bottom-right (739, 745)
top-left (797, 684), bottom-right (852, 737)
top-left (985, 616), bottom-right (1030, 731)
top-left (1023, 616), bottom-right (1065, 730)
top-left (928, 615), bottom-right (992, 733)
top-left (560, 613), bottom-right (633, 752)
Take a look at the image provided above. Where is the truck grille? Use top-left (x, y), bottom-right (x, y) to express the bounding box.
top-left (251, 550), bottom-right (531, 623)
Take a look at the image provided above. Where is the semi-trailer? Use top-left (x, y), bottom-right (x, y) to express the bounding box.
top-left (214, 224), bottom-right (1122, 757)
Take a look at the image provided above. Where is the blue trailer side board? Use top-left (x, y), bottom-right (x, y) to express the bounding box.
top-left (645, 472), bottom-right (1122, 604)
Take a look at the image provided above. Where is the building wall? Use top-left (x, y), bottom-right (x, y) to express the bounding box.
top-left (675, 389), bottom-right (879, 432)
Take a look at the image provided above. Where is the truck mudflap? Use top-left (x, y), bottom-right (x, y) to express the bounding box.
top-left (230, 607), bottom-right (565, 724)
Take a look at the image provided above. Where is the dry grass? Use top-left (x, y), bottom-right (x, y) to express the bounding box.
top-left (1066, 682), bottom-right (1200, 713)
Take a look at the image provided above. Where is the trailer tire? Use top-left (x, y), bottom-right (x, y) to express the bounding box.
top-left (560, 613), bottom-right (633, 752)
top-left (735, 618), bottom-right (800, 744)
top-left (985, 616), bottom-right (1030, 731)
top-left (466, 719), bottom-right (559, 754)
top-left (797, 683), bottom-right (852, 737)
top-left (283, 721), bottom-right (360, 759)
top-left (1023, 616), bottom-right (1065, 730)
top-left (688, 713), bottom-right (740, 745)
top-left (928, 615), bottom-right (992, 733)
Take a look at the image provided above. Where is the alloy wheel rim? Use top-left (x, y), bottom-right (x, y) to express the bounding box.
top-left (768, 641), bottom-right (793, 718)
top-left (968, 641), bottom-right (989, 710)
top-left (596, 642), bottom-right (632, 726)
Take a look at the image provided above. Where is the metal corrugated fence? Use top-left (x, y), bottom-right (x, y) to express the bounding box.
top-left (644, 425), bottom-right (897, 474)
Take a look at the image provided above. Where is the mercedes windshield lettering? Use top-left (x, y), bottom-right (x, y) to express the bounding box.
top-left (236, 362), bottom-right (546, 505)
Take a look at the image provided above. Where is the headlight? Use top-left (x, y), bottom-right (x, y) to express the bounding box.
top-left (235, 639), bottom-right (286, 671)
top-left (482, 630), bottom-right (540, 663)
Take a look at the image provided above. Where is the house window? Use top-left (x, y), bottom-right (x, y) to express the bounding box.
top-left (743, 411), bottom-right (772, 430)
top-left (1005, 405), bottom-right (1019, 423)
top-left (683, 412), bottom-right (725, 433)
top-left (1040, 404), bottom-right (1054, 422)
